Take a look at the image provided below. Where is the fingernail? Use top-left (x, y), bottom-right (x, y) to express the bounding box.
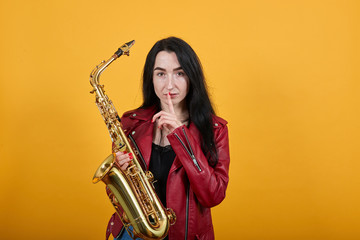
top-left (123, 151), bottom-right (127, 154)
top-left (129, 156), bottom-right (133, 160)
top-left (129, 152), bottom-right (133, 156)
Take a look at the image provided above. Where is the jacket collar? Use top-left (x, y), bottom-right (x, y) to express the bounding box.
top-left (123, 105), bottom-right (158, 122)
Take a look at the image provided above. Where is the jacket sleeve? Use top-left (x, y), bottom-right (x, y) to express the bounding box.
top-left (167, 122), bottom-right (230, 208)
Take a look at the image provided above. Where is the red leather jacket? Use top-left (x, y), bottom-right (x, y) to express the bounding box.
top-left (105, 106), bottom-right (230, 240)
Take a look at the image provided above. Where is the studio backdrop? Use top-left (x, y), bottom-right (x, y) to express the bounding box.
top-left (0, 0), bottom-right (359, 239)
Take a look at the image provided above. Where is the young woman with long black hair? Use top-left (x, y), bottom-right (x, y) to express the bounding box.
top-left (106, 37), bottom-right (230, 240)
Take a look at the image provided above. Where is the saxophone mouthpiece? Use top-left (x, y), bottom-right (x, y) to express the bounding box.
top-left (114, 40), bottom-right (135, 57)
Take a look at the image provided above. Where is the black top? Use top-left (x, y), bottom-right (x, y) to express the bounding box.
top-left (149, 143), bottom-right (176, 208)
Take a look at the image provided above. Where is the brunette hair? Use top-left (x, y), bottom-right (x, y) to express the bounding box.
top-left (141, 37), bottom-right (218, 166)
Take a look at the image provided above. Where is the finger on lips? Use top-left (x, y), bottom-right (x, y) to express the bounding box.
top-left (151, 93), bottom-right (179, 131)
top-left (167, 92), bottom-right (176, 114)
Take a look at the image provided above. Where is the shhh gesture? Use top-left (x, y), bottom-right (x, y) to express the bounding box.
top-left (152, 92), bottom-right (188, 134)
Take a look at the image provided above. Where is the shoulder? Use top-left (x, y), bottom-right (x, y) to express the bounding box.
top-left (121, 105), bottom-right (157, 121)
top-left (212, 115), bottom-right (228, 129)
top-left (120, 106), bottom-right (157, 131)
top-left (211, 115), bottom-right (229, 142)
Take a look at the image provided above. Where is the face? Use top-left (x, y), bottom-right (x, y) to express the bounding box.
top-left (153, 51), bottom-right (189, 110)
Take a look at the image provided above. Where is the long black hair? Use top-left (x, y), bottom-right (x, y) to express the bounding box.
top-left (141, 37), bottom-right (218, 166)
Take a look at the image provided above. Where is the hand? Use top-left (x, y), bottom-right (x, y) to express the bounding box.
top-left (152, 93), bottom-right (183, 133)
top-left (114, 151), bottom-right (133, 171)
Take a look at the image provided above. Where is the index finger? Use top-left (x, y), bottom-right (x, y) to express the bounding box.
top-left (167, 92), bottom-right (175, 114)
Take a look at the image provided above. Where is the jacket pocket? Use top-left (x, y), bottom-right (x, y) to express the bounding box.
top-left (195, 225), bottom-right (214, 240)
top-left (195, 227), bottom-right (215, 240)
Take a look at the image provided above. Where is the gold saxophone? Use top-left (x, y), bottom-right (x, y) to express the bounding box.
top-left (90, 40), bottom-right (176, 240)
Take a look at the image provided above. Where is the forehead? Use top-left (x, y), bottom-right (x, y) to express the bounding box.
top-left (154, 51), bottom-right (181, 69)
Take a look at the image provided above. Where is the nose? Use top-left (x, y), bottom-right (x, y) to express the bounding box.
top-left (166, 74), bottom-right (174, 90)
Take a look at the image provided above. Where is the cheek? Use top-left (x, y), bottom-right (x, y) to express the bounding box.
top-left (153, 80), bottom-right (163, 97)
top-left (182, 79), bottom-right (190, 94)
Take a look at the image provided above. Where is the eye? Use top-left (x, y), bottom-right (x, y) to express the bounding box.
top-left (156, 72), bottom-right (165, 77)
top-left (176, 71), bottom-right (185, 76)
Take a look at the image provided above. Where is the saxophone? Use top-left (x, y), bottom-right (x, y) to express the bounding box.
top-left (90, 40), bottom-right (176, 240)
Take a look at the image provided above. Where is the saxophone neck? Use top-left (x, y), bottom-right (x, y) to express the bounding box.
top-left (90, 55), bottom-right (117, 90)
top-left (89, 40), bottom-right (135, 93)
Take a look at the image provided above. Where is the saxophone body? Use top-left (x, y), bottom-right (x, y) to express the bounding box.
top-left (90, 40), bottom-right (176, 240)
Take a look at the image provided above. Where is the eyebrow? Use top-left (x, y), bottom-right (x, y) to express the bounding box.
top-left (153, 67), bottom-right (183, 71)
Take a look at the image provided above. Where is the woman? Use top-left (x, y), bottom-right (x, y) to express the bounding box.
top-left (106, 37), bottom-right (230, 240)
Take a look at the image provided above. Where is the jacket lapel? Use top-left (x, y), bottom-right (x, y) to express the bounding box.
top-left (134, 122), bottom-right (153, 169)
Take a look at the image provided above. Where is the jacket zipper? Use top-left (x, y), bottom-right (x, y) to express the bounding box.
top-left (116, 227), bottom-right (124, 239)
top-left (174, 128), bottom-right (202, 172)
top-left (185, 183), bottom-right (189, 240)
top-left (128, 134), bottom-right (147, 169)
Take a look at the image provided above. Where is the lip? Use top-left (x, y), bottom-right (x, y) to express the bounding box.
top-left (166, 93), bottom-right (178, 98)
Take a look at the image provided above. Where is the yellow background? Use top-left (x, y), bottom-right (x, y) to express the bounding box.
top-left (0, 0), bottom-right (359, 239)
